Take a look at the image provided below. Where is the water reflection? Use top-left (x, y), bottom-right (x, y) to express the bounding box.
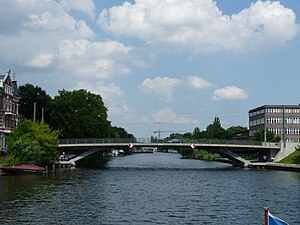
top-left (0, 153), bottom-right (299, 225)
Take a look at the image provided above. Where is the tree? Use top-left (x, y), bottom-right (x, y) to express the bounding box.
top-left (50, 89), bottom-right (112, 138)
top-left (252, 128), bottom-right (281, 142)
top-left (205, 116), bottom-right (227, 139)
top-left (110, 126), bottom-right (135, 139)
top-left (7, 118), bottom-right (60, 166)
top-left (18, 84), bottom-right (52, 123)
top-left (226, 126), bottom-right (247, 139)
top-left (192, 127), bottom-right (205, 139)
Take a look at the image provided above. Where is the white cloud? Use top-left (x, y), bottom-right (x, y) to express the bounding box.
top-left (0, 0), bottom-right (97, 70)
top-left (26, 52), bottom-right (54, 68)
top-left (140, 76), bottom-right (182, 102)
top-left (99, 0), bottom-right (298, 53)
top-left (213, 86), bottom-right (248, 101)
top-left (186, 76), bottom-right (213, 89)
top-left (75, 80), bottom-right (123, 102)
top-left (151, 108), bottom-right (198, 125)
top-left (76, 20), bottom-right (95, 39)
top-left (24, 11), bottom-right (94, 39)
top-left (57, 39), bottom-right (131, 79)
top-left (59, 0), bottom-right (96, 18)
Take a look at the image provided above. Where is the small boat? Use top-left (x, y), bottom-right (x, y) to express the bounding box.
top-left (0, 164), bottom-right (46, 174)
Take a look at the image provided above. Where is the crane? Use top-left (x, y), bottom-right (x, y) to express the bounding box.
top-left (153, 129), bottom-right (186, 140)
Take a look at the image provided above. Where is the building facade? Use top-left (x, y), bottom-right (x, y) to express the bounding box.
top-left (0, 69), bottom-right (19, 149)
top-left (249, 105), bottom-right (300, 142)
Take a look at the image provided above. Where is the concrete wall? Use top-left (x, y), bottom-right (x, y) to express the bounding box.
top-left (274, 141), bottom-right (299, 162)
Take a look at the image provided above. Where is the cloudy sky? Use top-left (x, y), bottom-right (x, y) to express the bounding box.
top-left (1, 0), bottom-right (299, 138)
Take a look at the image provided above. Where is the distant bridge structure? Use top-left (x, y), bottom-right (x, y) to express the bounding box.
top-left (57, 138), bottom-right (281, 168)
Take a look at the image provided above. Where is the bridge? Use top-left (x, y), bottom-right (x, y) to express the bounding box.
top-left (57, 138), bottom-right (281, 168)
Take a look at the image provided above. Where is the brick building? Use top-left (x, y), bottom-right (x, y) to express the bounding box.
top-left (0, 69), bottom-right (19, 149)
top-left (248, 105), bottom-right (300, 143)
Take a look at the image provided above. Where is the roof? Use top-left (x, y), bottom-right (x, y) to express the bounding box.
top-left (248, 104), bottom-right (300, 113)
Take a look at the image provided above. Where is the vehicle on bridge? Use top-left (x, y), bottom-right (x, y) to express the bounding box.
top-left (168, 139), bottom-right (182, 143)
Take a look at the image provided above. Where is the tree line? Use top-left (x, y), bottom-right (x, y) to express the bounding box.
top-left (155, 116), bottom-right (280, 142)
top-left (18, 84), bottom-right (134, 139)
top-left (152, 117), bottom-right (248, 142)
top-left (3, 83), bottom-right (280, 167)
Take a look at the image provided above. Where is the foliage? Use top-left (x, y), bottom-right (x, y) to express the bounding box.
top-left (17, 84), bottom-right (134, 139)
top-left (166, 117), bottom-right (247, 141)
top-left (110, 126), bottom-right (135, 139)
top-left (226, 126), bottom-right (247, 139)
top-left (6, 118), bottom-right (60, 166)
top-left (50, 89), bottom-right (112, 138)
top-left (181, 149), bottom-right (220, 161)
top-left (6, 138), bottom-right (41, 165)
top-left (205, 117), bottom-right (227, 139)
top-left (18, 84), bottom-right (52, 123)
top-left (252, 128), bottom-right (281, 142)
top-left (192, 127), bottom-right (205, 139)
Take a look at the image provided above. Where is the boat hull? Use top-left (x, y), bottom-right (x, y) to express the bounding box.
top-left (0, 164), bottom-right (46, 174)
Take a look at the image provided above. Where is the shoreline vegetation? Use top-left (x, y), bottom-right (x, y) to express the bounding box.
top-left (180, 149), bottom-right (221, 161)
top-left (179, 147), bottom-right (300, 168)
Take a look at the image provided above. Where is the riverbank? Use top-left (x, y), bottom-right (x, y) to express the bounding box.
top-left (215, 158), bottom-right (300, 172)
top-left (250, 162), bottom-right (300, 172)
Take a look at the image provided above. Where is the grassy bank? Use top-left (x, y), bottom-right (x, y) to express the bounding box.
top-left (279, 150), bottom-right (300, 164)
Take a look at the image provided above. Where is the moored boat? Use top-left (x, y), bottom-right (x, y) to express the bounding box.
top-left (0, 164), bottom-right (46, 174)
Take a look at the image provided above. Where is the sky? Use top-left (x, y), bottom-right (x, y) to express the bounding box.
top-left (0, 0), bottom-right (299, 138)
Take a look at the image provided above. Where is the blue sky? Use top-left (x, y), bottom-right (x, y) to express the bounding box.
top-left (0, 0), bottom-right (299, 138)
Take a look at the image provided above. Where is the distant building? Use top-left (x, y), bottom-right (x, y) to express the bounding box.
top-left (0, 69), bottom-right (19, 149)
top-left (248, 105), bottom-right (300, 142)
top-left (233, 130), bottom-right (250, 141)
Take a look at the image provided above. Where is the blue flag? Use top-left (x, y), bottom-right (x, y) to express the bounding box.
top-left (269, 212), bottom-right (289, 225)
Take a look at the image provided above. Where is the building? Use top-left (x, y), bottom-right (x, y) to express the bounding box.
top-left (0, 69), bottom-right (19, 149)
top-left (233, 130), bottom-right (250, 141)
top-left (249, 105), bottom-right (300, 143)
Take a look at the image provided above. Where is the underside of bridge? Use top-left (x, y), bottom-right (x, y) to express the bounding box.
top-left (59, 145), bottom-right (256, 168)
top-left (213, 149), bottom-right (251, 167)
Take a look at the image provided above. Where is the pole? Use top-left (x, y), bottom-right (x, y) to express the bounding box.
top-left (33, 102), bottom-right (36, 121)
top-left (264, 108), bottom-right (267, 146)
top-left (264, 207), bottom-right (269, 225)
top-left (41, 107), bottom-right (44, 123)
top-left (282, 106), bottom-right (286, 148)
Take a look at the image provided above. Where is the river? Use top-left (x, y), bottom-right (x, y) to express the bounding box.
top-left (0, 152), bottom-right (299, 225)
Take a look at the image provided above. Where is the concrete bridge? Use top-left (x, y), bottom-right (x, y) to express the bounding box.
top-left (58, 138), bottom-right (281, 167)
top-left (58, 138), bottom-right (281, 168)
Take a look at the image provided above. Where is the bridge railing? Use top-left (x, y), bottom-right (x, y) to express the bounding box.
top-left (58, 138), bottom-right (266, 146)
top-left (58, 138), bottom-right (136, 145)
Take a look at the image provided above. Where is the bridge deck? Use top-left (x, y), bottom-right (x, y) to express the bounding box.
top-left (57, 139), bottom-right (281, 168)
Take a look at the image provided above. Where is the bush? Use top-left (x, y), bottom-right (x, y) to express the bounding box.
top-left (6, 118), bottom-right (60, 166)
top-left (181, 149), bottom-right (220, 161)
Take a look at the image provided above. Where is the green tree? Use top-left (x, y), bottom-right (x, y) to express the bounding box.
top-left (252, 128), bottom-right (281, 142)
top-left (18, 84), bottom-right (52, 123)
top-left (226, 126), bottom-right (247, 139)
top-left (7, 118), bottom-right (60, 166)
top-left (50, 89), bottom-right (111, 138)
top-left (205, 116), bottom-right (227, 139)
top-left (110, 126), bottom-right (135, 139)
top-left (192, 127), bottom-right (205, 139)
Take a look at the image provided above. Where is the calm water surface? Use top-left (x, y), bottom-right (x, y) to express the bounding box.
top-left (0, 152), bottom-right (299, 225)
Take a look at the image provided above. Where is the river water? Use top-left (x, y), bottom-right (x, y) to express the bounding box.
top-left (0, 152), bottom-right (299, 225)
